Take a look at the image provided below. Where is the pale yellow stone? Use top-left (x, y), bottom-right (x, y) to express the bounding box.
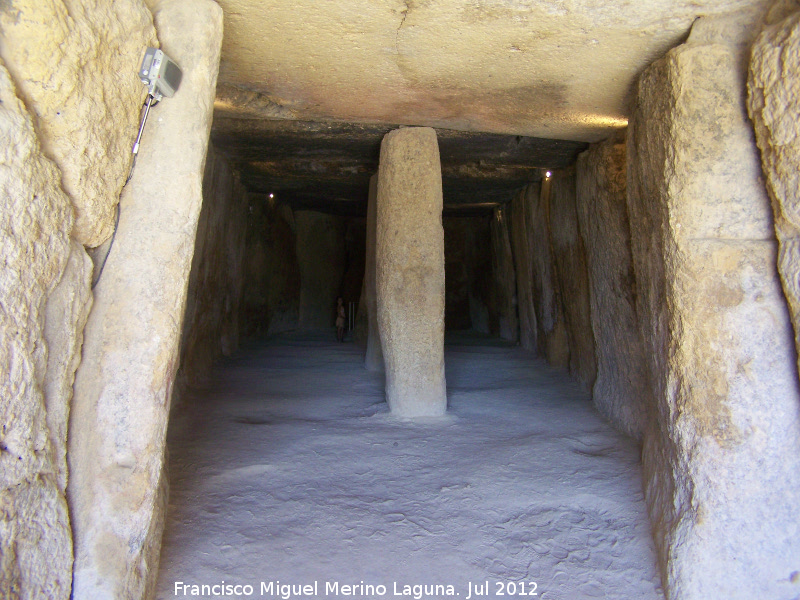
top-left (67, 1), bottom-right (224, 597)
top-left (0, 60), bottom-right (76, 600)
top-left (748, 4), bottom-right (800, 380)
top-left (628, 13), bottom-right (800, 598)
top-left (376, 127), bottom-right (446, 417)
top-left (213, 0), bottom-right (769, 141)
top-left (0, 0), bottom-right (157, 247)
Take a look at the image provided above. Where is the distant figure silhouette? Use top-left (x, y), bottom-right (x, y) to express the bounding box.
top-left (336, 297), bottom-right (346, 342)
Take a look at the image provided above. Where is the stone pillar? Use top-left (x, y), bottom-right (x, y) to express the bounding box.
top-left (748, 2), bottom-right (800, 379)
top-left (364, 174), bottom-right (384, 370)
top-left (575, 133), bottom-right (649, 440)
top-left (549, 167), bottom-right (596, 391)
top-left (67, 2), bottom-right (223, 598)
top-left (490, 205), bottom-right (519, 341)
top-left (628, 12), bottom-right (800, 599)
top-left (376, 127), bottom-right (446, 417)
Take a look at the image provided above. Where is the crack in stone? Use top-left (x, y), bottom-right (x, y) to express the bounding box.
top-left (395, 1), bottom-right (410, 57)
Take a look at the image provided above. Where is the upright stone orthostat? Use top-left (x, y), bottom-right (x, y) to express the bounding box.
top-left (364, 174), bottom-right (384, 371)
top-left (376, 127), bottom-right (446, 417)
top-left (529, 179), bottom-right (570, 367)
top-left (549, 167), bottom-right (596, 391)
top-left (491, 205), bottom-right (519, 342)
top-left (0, 61), bottom-right (79, 600)
top-left (509, 186), bottom-right (536, 349)
top-left (628, 12), bottom-right (800, 599)
top-left (67, 1), bottom-right (223, 598)
top-left (748, 2), bottom-right (800, 379)
top-left (575, 134), bottom-right (649, 440)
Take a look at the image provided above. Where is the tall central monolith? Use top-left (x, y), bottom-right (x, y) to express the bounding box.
top-left (376, 127), bottom-right (447, 417)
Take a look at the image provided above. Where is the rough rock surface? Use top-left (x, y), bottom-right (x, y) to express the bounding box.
top-left (376, 127), bottom-right (446, 417)
top-left (176, 145), bottom-right (248, 403)
top-left (212, 0), bottom-right (769, 141)
top-left (528, 180), bottom-right (570, 367)
top-left (575, 134), bottom-right (649, 439)
top-left (748, 3), bottom-right (800, 378)
top-left (364, 174), bottom-right (384, 371)
top-left (0, 0), bottom-right (157, 247)
top-left (67, 2), bottom-right (223, 598)
top-left (628, 15), bottom-right (800, 599)
top-left (242, 200), bottom-right (301, 338)
top-left (295, 211), bottom-right (347, 331)
top-left (509, 186), bottom-right (536, 349)
top-left (490, 206), bottom-right (519, 342)
top-left (0, 61), bottom-right (80, 600)
top-left (549, 168), bottom-right (596, 392)
top-left (43, 242), bottom-right (94, 491)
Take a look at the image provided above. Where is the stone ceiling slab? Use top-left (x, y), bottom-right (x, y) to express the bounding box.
top-left (213, 0), bottom-right (768, 142)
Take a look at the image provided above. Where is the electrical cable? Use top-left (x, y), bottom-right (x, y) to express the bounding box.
top-left (91, 94), bottom-right (154, 289)
top-left (90, 201), bottom-right (120, 289)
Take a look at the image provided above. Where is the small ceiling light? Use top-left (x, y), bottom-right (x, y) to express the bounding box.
top-left (269, 193), bottom-right (275, 199)
top-left (545, 171), bottom-right (552, 179)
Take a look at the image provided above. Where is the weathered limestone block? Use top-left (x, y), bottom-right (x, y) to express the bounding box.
top-left (364, 174), bottom-right (384, 370)
top-left (549, 168), bottom-right (596, 391)
top-left (176, 145), bottom-right (248, 402)
top-left (67, 2), bottom-right (223, 598)
top-left (0, 0), bottom-right (157, 247)
top-left (509, 187), bottom-right (536, 349)
top-left (44, 241), bottom-right (94, 490)
top-left (748, 3), bottom-right (800, 378)
top-left (295, 210), bottom-right (347, 331)
top-left (490, 205), bottom-right (519, 342)
top-left (628, 15), bottom-right (800, 599)
top-left (0, 62), bottom-right (76, 600)
top-left (529, 180), bottom-right (570, 367)
top-left (376, 127), bottom-right (446, 417)
top-left (576, 134), bottom-right (649, 439)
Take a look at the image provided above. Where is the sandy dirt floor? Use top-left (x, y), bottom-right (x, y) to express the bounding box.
top-left (156, 332), bottom-right (664, 600)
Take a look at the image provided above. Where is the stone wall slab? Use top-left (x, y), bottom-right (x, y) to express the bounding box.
top-left (67, 2), bottom-right (223, 597)
top-left (576, 135), bottom-right (649, 439)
